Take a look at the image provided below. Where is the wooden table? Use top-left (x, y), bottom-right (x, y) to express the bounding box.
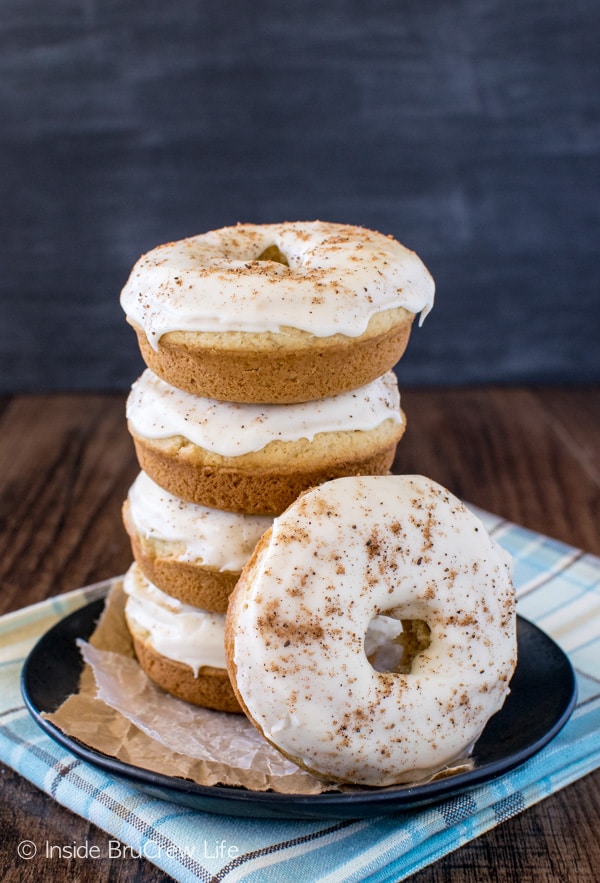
top-left (1, 387), bottom-right (599, 882)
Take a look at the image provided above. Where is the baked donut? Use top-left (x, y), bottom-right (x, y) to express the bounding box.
top-left (123, 563), bottom-right (242, 713)
top-left (123, 471), bottom-right (272, 613)
top-left (126, 369), bottom-right (406, 515)
top-left (120, 221), bottom-right (435, 403)
top-left (225, 475), bottom-right (517, 786)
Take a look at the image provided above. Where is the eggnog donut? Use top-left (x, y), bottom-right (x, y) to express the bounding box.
top-left (225, 475), bottom-right (517, 786)
top-left (123, 472), bottom-right (272, 612)
top-left (126, 369), bottom-right (406, 515)
top-left (120, 221), bottom-right (435, 403)
top-left (123, 563), bottom-right (242, 712)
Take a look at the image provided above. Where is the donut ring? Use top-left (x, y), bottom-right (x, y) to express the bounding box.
top-left (123, 564), bottom-right (242, 713)
top-left (122, 472), bottom-right (272, 613)
top-left (126, 369), bottom-right (406, 515)
top-left (225, 475), bottom-right (517, 786)
top-left (120, 221), bottom-right (435, 403)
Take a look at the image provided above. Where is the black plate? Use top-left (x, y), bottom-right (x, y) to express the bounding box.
top-left (21, 598), bottom-right (577, 819)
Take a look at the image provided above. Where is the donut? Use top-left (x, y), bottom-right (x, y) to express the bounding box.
top-left (120, 221), bottom-right (435, 403)
top-left (123, 472), bottom-right (272, 613)
top-left (126, 369), bottom-right (406, 515)
top-left (123, 563), bottom-right (242, 713)
top-left (225, 475), bottom-right (517, 786)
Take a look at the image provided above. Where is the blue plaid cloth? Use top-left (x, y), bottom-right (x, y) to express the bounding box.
top-left (2, 510), bottom-right (600, 882)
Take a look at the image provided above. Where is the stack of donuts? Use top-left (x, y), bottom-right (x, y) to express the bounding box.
top-left (119, 220), bottom-right (517, 787)
top-left (119, 220), bottom-right (434, 714)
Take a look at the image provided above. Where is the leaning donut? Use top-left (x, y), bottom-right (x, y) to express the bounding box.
top-left (225, 475), bottom-right (517, 786)
top-left (120, 221), bottom-right (434, 403)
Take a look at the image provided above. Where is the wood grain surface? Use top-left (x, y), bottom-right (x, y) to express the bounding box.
top-left (1, 387), bottom-right (599, 882)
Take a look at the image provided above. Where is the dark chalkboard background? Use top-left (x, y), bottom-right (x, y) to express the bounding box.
top-left (1, 0), bottom-right (598, 392)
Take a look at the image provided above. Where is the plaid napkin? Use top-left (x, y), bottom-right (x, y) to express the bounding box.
top-left (2, 510), bottom-right (600, 883)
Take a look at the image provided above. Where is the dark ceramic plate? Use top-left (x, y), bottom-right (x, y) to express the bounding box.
top-left (21, 599), bottom-right (577, 819)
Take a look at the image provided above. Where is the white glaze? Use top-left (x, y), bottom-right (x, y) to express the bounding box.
top-left (123, 564), bottom-right (226, 674)
top-left (126, 368), bottom-right (403, 457)
top-left (120, 221), bottom-right (435, 348)
top-left (127, 472), bottom-right (271, 570)
top-left (229, 475), bottom-right (517, 786)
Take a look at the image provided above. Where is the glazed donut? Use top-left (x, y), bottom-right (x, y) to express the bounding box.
top-left (123, 472), bottom-right (272, 612)
top-left (120, 221), bottom-right (435, 403)
top-left (126, 369), bottom-right (406, 515)
top-left (225, 475), bottom-right (517, 786)
top-left (123, 563), bottom-right (242, 713)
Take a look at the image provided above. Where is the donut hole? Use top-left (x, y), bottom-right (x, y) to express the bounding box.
top-left (365, 612), bottom-right (431, 674)
top-left (255, 244), bottom-right (290, 266)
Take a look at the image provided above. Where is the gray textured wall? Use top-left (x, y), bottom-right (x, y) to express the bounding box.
top-left (1, 0), bottom-right (598, 392)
